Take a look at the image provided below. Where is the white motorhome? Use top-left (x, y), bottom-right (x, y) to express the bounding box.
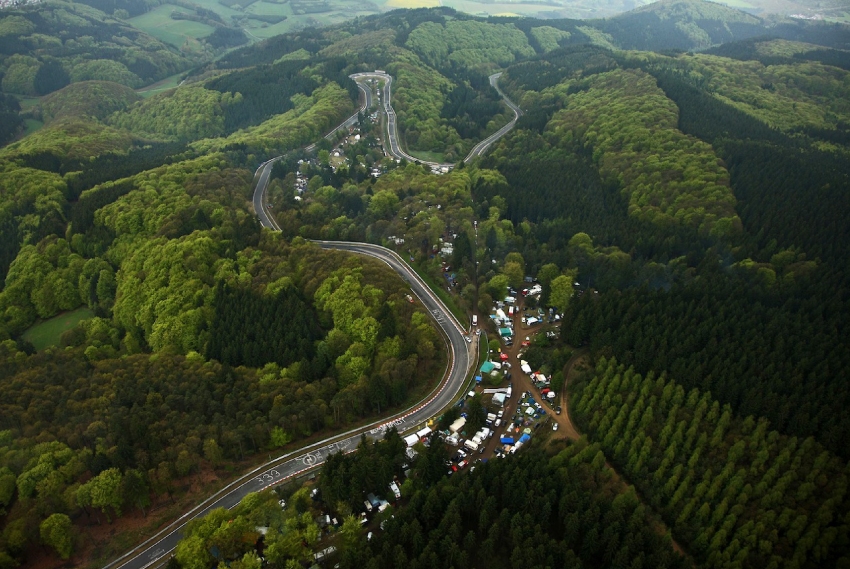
top-left (389, 481), bottom-right (401, 500)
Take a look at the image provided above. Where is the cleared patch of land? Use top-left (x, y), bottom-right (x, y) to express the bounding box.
top-left (123, 0), bottom-right (848, 50)
top-left (137, 72), bottom-right (184, 97)
top-left (128, 5), bottom-right (216, 48)
top-left (385, 0), bottom-right (439, 7)
top-left (22, 118), bottom-right (43, 137)
top-left (22, 307), bottom-right (94, 351)
top-left (408, 149), bottom-right (445, 163)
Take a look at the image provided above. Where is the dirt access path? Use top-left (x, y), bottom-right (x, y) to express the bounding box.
top-left (497, 303), bottom-right (690, 560)
top-left (554, 349), bottom-right (585, 441)
top-left (548, 336), bottom-right (693, 563)
top-left (496, 304), bottom-right (580, 441)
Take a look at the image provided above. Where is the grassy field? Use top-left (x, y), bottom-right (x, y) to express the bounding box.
top-left (16, 96), bottom-right (40, 110)
top-left (22, 307), bottom-right (94, 351)
top-left (22, 118), bottom-right (43, 137)
top-left (129, 5), bottom-right (217, 48)
top-left (718, 0), bottom-right (756, 8)
top-left (137, 72), bottom-right (184, 97)
top-left (409, 150), bottom-right (445, 163)
top-left (128, 0), bottom-right (850, 48)
top-left (126, 0), bottom-right (382, 42)
top-left (385, 0), bottom-right (438, 7)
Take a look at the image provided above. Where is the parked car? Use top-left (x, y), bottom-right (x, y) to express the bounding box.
top-left (556, 406), bottom-right (562, 415)
top-left (552, 423), bottom-right (559, 431)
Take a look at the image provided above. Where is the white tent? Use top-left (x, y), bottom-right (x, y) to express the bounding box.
top-left (404, 433), bottom-right (419, 447)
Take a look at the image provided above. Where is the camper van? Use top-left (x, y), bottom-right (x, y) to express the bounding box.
top-left (472, 314), bottom-right (478, 326)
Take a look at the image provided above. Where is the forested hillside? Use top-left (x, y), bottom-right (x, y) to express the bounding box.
top-left (0, 2), bottom-right (849, 567)
top-left (175, 432), bottom-right (688, 569)
top-left (357, 441), bottom-right (687, 569)
top-left (572, 358), bottom-right (850, 568)
top-left (0, 1), bottom-right (196, 96)
top-left (481, 41), bottom-right (850, 462)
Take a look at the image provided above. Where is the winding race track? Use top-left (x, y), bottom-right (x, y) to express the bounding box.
top-left (350, 71), bottom-right (522, 167)
top-left (106, 69), bottom-right (520, 569)
top-left (465, 73), bottom-right (523, 161)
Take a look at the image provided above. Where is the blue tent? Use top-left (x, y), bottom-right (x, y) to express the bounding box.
top-left (475, 375), bottom-right (482, 384)
top-left (500, 437), bottom-right (515, 445)
top-left (519, 434), bottom-right (531, 444)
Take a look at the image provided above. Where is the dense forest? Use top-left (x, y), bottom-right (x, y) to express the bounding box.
top-left (1, 0), bottom-right (849, 566)
top-left (178, 432), bottom-right (687, 569)
top-left (0, 238), bottom-right (446, 563)
top-left (358, 441), bottom-right (686, 569)
top-left (571, 358), bottom-right (850, 568)
top-left (0, 1), bottom-right (196, 95)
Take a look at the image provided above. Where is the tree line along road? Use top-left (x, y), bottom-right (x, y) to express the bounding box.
top-left (106, 69), bottom-right (521, 569)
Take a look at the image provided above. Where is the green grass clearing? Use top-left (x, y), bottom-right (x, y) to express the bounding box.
top-left (16, 96), bottom-right (41, 110)
top-left (128, 5), bottom-right (216, 48)
top-left (22, 118), bottom-right (43, 137)
top-left (408, 150), bottom-right (445, 163)
top-left (137, 72), bottom-right (184, 97)
top-left (22, 307), bottom-right (94, 351)
top-left (714, 0), bottom-right (755, 8)
top-left (132, 0), bottom-right (377, 43)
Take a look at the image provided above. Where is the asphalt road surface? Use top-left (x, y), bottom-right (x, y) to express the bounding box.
top-left (350, 72), bottom-right (428, 166)
top-left (464, 73), bottom-right (524, 162)
top-left (350, 71), bottom-right (521, 168)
